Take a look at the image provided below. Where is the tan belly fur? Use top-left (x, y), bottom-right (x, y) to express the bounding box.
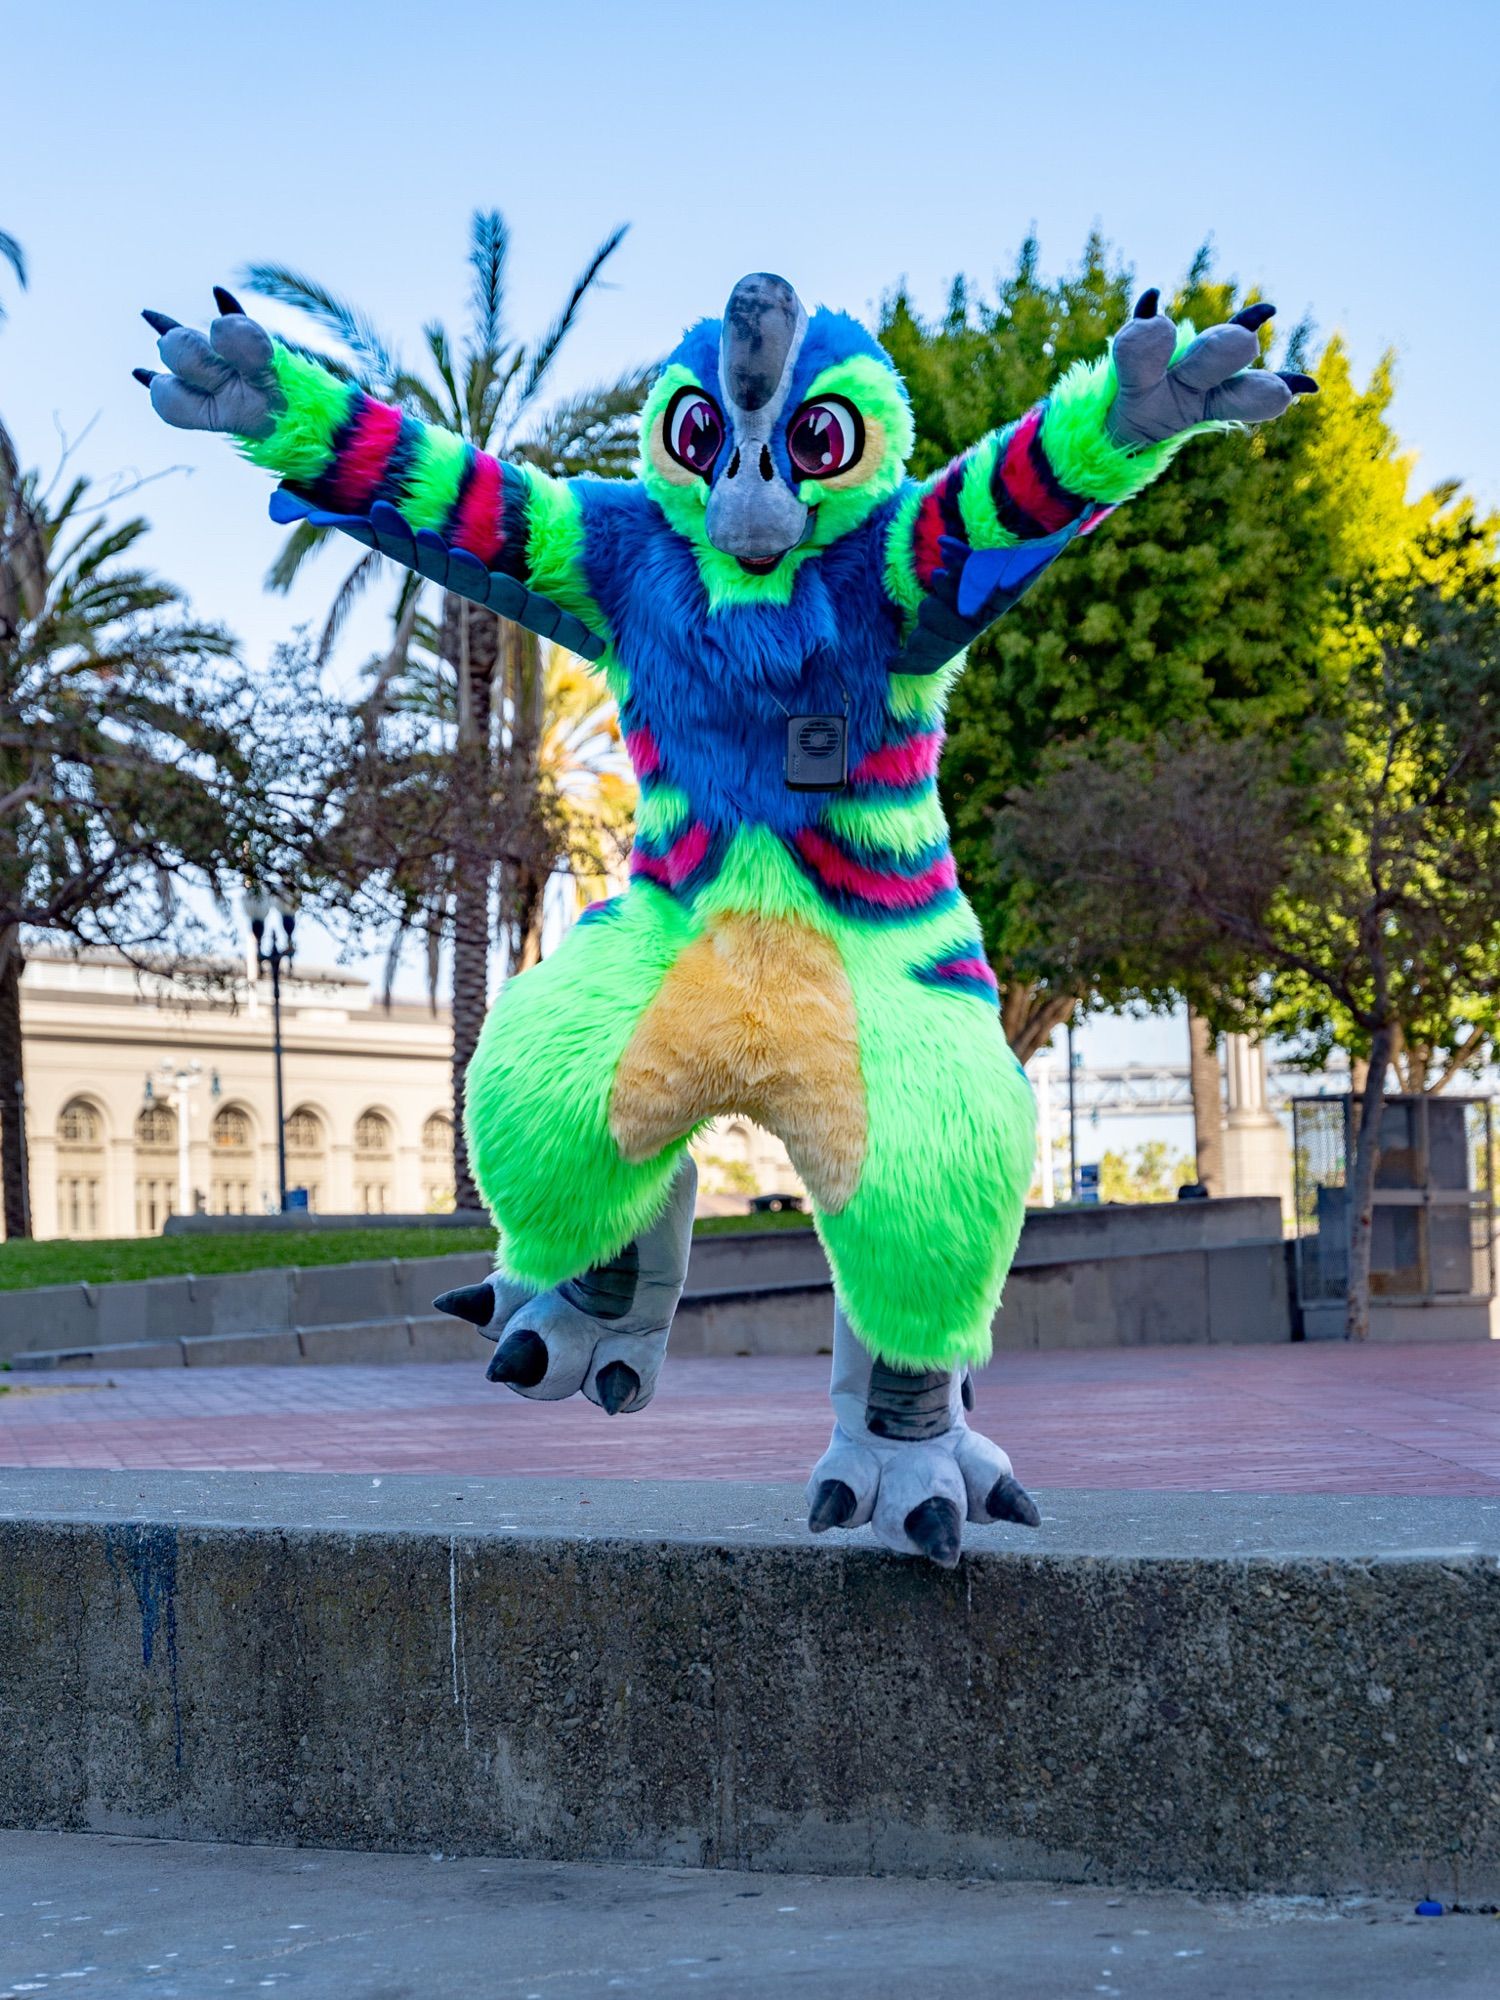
top-left (609, 912), bottom-right (867, 1213)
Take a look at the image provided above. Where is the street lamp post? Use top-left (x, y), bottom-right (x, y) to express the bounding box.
top-left (245, 886), bottom-right (296, 1212)
top-left (145, 1058), bottom-right (203, 1218)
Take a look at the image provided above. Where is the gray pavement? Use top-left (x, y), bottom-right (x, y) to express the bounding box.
top-left (4, 1465), bottom-right (1498, 1558)
top-left (1, 1832), bottom-right (1495, 2000)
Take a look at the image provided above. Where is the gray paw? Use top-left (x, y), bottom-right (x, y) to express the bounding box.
top-left (134, 289), bottom-right (282, 440)
top-left (1108, 291), bottom-right (1316, 448)
top-left (487, 1285), bottom-right (670, 1414)
top-left (805, 1422), bottom-right (1039, 1567)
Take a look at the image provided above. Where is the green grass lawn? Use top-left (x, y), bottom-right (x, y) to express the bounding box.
top-left (0, 1207), bottom-right (813, 1291)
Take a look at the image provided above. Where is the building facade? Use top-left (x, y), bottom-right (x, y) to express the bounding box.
top-left (14, 947), bottom-right (802, 1240)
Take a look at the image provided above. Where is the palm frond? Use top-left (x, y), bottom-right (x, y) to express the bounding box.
top-left (514, 367), bottom-right (651, 480)
top-left (264, 516), bottom-right (332, 595)
top-left (512, 223), bottom-right (629, 417)
top-left (422, 323), bottom-right (462, 428)
top-left (239, 263), bottom-right (399, 385)
top-left (466, 210), bottom-right (509, 363)
top-left (0, 229), bottom-right (25, 287)
top-left (318, 549), bottom-right (382, 664)
top-left (388, 369), bottom-right (448, 427)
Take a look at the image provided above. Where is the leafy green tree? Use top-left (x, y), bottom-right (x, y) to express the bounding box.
top-left (880, 236), bottom-right (1349, 1059)
top-left (998, 542), bottom-right (1500, 1338)
top-left (245, 210), bottom-right (645, 1207)
top-left (1099, 1142), bottom-right (1196, 1204)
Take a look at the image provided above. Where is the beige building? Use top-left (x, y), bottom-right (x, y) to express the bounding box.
top-left (14, 945), bottom-right (802, 1240)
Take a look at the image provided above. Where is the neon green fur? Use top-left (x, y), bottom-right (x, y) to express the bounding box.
top-left (1042, 320), bottom-right (1227, 503)
top-left (826, 786), bottom-right (947, 859)
top-left (798, 353), bottom-right (914, 547)
top-left (237, 347), bottom-right (355, 482)
top-left (524, 470), bottom-right (613, 640)
top-left (467, 822), bottom-right (1030, 1368)
top-left (957, 430), bottom-right (1022, 550)
top-left (818, 922), bottom-right (1034, 1369)
top-left (465, 886), bottom-right (698, 1288)
top-left (399, 424), bottom-right (468, 530)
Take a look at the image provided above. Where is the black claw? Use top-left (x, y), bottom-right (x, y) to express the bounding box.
top-left (1133, 287), bottom-right (1160, 320)
top-left (904, 1495), bottom-right (963, 1568)
top-left (141, 309), bottom-right (180, 336)
top-left (212, 285), bottom-right (245, 316)
top-left (961, 1372), bottom-right (975, 1413)
top-left (486, 1327), bottom-right (548, 1388)
top-left (1231, 302), bottom-right (1276, 331)
top-left (433, 1280), bottom-right (495, 1329)
top-left (131, 368), bottom-right (159, 390)
top-left (808, 1478), bottom-right (858, 1533)
top-left (594, 1359), bottom-right (640, 1415)
top-left (1278, 371), bottom-right (1319, 396)
top-left (986, 1475), bottom-right (1042, 1528)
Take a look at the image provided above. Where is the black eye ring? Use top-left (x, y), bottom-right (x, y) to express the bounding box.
top-left (786, 394), bottom-right (865, 481)
top-left (662, 385), bottom-right (725, 480)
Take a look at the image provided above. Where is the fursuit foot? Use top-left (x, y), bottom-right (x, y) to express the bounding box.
top-left (433, 1159), bottom-right (696, 1416)
top-left (806, 1307), bottom-right (1040, 1568)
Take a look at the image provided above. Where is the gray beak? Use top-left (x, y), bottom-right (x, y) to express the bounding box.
top-left (704, 272), bottom-right (811, 568)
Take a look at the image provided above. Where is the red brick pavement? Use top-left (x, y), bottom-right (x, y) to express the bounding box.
top-left (2, 1341), bottom-right (1499, 1495)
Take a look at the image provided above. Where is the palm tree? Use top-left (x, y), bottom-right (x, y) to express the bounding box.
top-left (245, 211), bottom-right (645, 1208)
top-left (1, 464), bottom-right (241, 1237)
top-left (0, 229), bottom-right (24, 324)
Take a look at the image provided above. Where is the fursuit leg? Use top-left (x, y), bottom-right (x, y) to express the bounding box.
top-left (437, 1156), bottom-right (697, 1415)
top-left (806, 1303), bottom-right (1040, 1567)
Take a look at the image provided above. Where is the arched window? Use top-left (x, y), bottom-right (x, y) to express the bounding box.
top-left (286, 1106), bottom-right (324, 1153)
top-left (136, 1103), bottom-right (177, 1149)
top-left (57, 1097), bottom-right (105, 1237)
top-left (421, 1111), bottom-right (455, 1214)
top-left (355, 1110), bottom-right (392, 1156)
top-left (212, 1104), bottom-right (253, 1150)
top-left (354, 1108), bottom-right (394, 1214)
top-left (210, 1102), bottom-right (255, 1217)
top-left (58, 1097), bottom-right (102, 1146)
top-left (283, 1104), bottom-right (325, 1214)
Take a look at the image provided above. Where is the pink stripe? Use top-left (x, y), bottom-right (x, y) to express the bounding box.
top-left (450, 451), bottom-right (504, 561)
top-left (1000, 407), bottom-right (1079, 535)
top-left (795, 830), bottom-right (957, 909)
top-left (626, 729), bottom-right (661, 778)
top-left (851, 731), bottom-right (943, 788)
top-left (327, 397), bottom-right (404, 509)
top-left (935, 955), bottom-right (998, 990)
top-left (631, 821), bottom-right (710, 889)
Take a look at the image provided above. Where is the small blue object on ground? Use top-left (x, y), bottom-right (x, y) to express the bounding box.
top-left (1415, 1900), bottom-right (1444, 1916)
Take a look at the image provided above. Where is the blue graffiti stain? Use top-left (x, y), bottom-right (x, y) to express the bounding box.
top-left (104, 1522), bottom-right (183, 1767)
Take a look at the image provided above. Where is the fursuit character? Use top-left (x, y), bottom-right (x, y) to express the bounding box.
top-left (136, 275), bottom-right (1314, 1565)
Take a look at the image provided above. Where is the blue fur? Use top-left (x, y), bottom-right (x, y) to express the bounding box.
top-left (578, 478), bottom-right (909, 841)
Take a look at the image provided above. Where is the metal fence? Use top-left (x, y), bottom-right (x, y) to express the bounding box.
top-left (1291, 1095), bottom-right (1494, 1309)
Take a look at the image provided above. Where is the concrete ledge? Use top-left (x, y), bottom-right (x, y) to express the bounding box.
top-left (5, 1202), bottom-right (1295, 1368)
top-left (1, 1472), bottom-right (1495, 1897)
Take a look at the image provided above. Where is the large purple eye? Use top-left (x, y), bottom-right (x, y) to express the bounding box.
top-left (663, 386), bottom-right (725, 478)
top-left (787, 396), bottom-right (865, 480)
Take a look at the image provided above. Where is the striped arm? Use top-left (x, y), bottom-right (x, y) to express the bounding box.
top-left (240, 346), bottom-right (606, 658)
top-left (882, 343), bottom-right (1189, 674)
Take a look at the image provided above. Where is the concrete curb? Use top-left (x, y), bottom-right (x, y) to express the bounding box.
top-left (2, 1473), bottom-right (1495, 1897)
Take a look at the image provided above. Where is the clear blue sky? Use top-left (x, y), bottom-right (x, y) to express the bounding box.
top-left (5, 0), bottom-right (1496, 1084)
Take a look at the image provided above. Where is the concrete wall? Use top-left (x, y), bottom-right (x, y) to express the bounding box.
top-left (2, 1473), bottom-right (1495, 1898)
top-left (2, 1200), bottom-right (1291, 1368)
